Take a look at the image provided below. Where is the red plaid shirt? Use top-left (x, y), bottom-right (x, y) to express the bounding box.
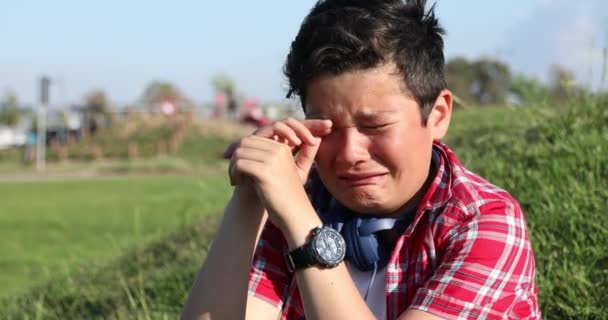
top-left (248, 141), bottom-right (540, 319)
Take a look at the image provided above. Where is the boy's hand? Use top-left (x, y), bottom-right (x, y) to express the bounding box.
top-left (228, 118), bottom-right (332, 185)
top-left (227, 118), bottom-right (332, 229)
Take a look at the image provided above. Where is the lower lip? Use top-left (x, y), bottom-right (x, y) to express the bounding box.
top-left (339, 174), bottom-right (387, 187)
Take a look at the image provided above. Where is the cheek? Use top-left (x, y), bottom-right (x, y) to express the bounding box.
top-left (315, 136), bottom-right (336, 165)
top-left (370, 131), bottom-right (407, 162)
top-left (370, 128), bottom-right (429, 171)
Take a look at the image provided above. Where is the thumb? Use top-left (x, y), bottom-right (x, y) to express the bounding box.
top-left (295, 137), bottom-right (322, 179)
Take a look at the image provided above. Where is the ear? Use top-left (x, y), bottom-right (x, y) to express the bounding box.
top-left (427, 89), bottom-right (452, 140)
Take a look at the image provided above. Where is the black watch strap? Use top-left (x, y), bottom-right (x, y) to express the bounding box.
top-left (284, 243), bottom-right (316, 272)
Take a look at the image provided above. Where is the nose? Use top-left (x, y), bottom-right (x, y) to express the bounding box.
top-left (333, 128), bottom-right (371, 166)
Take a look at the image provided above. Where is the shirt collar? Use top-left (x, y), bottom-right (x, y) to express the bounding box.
top-left (402, 140), bottom-right (454, 238)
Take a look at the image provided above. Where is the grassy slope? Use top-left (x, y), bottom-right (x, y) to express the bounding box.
top-left (0, 175), bottom-right (231, 299)
top-left (445, 103), bottom-right (608, 319)
top-left (2, 102), bottom-right (607, 319)
top-left (2, 219), bottom-right (219, 319)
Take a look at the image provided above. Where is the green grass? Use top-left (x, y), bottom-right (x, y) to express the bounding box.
top-left (445, 102), bottom-right (608, 319)
top-left (0, 175), bottom-right (232, 300)
top-left (1, 101), bottom-right (607, 319)
top-left (1, 217), bottom-right (220, 319)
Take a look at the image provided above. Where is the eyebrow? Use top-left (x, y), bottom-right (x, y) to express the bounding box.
top-left (305, 109), bottom-right (398, 120)
top-left (354, 111), bottom-right (398, 121)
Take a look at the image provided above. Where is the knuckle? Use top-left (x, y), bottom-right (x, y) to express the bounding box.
top-left (279, 143), bottom-right (292, 156)
top-left (254, 123), bottom-right (272, 134)
top-left (242, 135), bottom-right (258, 145)
top-left (233, 148), bottom-right (244, 159)
top-left (286, 118), bottom-right (300, 129)
top-left (268, 141), bottom-right (280, 152)
top-left (234, 158), bottom-right (249, 171)
top-left (274, 121), bottom-right (288, 131)
top-left (268, 145), bottom-right (282, 159)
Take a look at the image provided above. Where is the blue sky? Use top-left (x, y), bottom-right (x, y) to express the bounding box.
top-left (1, 0), bottom-right (606, 106)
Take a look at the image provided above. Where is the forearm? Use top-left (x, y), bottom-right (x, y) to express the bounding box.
top-left (295, 265), bottom-right (376, 320)
top-left (181, 187), bottom-right (267, 320)
top-left (282, 204), bottom-right (376, 320)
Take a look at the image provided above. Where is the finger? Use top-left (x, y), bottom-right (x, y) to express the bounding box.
top-left (300, 119), bottom-right (333, 137)
top-left (271, 121), bottom-right (302, 146)
top-left (223, 131), bottom-right (282, 159)
top-left (233, 146), bottom-right (271, 163)
top-left (273, 135), bottom-right (301, 149)
top-left (253, 119), bottom-right (332, 140)
top-left (230, 158), bottom-right (265, 185)
top-left (229, 143), bottom-right (265, 185)
top-left (230, 155), bottom-right (261, 186)
top-left (241, 136), bottom-right (299, 161)
top-left (240, 135), bottom-right (276, 152)
top-left (284, 118), bottom-right (316, 145)
top-left (295, 137), bottom-right (322, 174)
top-left (252, 123), bottom-right (277, 139)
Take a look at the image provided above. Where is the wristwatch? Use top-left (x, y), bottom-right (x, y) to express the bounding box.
top-left (284, 226), bottom-right (346, 272)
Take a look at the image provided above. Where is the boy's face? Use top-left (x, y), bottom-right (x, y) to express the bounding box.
top-left (305, 64), bottom-right (451, 216)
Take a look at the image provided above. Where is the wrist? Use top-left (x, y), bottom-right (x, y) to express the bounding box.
top-left (277, 205), bottom-right (322, 250)
top-left (284, 226), bottom-right (346, 272)
top-left (229, 186), bottom-right (266, 222)
top-left (232, 185), bottom-right (261, 207)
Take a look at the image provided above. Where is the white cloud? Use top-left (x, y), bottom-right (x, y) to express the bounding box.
top-left (503, 0), bottom-right (607, 88)
top-left (556, 14), bottom-right (604, 86)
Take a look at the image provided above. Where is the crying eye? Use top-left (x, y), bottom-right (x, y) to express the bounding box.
top-left (359, 123), bottom-right (391, 133)
top-left (365, 124), bottom-right (389, 130)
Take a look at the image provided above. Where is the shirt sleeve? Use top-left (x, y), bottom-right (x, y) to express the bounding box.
top-left (408, 200), bottom-right (540, 319)
top-left (247, 220), bottom-right (292, 309)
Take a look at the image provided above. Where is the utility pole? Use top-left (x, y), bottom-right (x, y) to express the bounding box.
top-left (37, 76), bottom-right (50, 172)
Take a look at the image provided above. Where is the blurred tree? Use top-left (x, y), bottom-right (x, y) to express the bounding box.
top-left (548, 64), bottom-right (577, 102)
top-left (0, 89), bottom-right (21, 126)
top-left (446, 57), bottom-right (511, 106)
top-left (446, 57), bottom-right (475, 104)
top-left (510, 74), bottom-right (550, 105)
top-left (84, 90), bottom-right (108, 115)
top-left (469, 58), bottom-right (511, 105)
top-left (142, 81), bottom-right (182, 110)
top-left (83, 90), bottom-right (110, 135)
top-left (211, 74), bottom-right (235, 94)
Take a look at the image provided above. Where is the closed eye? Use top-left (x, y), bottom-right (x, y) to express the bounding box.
top-left (360, 123), bottom-right (392, 131)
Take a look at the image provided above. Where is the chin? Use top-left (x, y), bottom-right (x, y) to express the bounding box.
top-left (334, 191), bottom-right (392, 215)
top-left (331, 184), bottom-right (414, 216)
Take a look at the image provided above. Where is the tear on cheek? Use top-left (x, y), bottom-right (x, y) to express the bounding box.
top-left (314, 146), bottom-right (332, 163)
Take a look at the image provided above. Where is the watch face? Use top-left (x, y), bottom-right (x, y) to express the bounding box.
top-left (312, 228), bottom-right (346, 266)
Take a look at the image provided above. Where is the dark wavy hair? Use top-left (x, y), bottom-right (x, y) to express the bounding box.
top-left (284, 0), bottom-right (446, 122)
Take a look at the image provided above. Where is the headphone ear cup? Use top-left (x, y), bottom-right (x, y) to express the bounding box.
top-left (342, 218), bottom-right (381, 272)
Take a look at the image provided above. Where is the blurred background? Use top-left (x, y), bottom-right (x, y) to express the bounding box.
top-left (0, 1), bottom-right (606, 319)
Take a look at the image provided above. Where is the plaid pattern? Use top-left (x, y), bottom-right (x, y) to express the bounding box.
top-left (248, 141), bottom-right (541, 319)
